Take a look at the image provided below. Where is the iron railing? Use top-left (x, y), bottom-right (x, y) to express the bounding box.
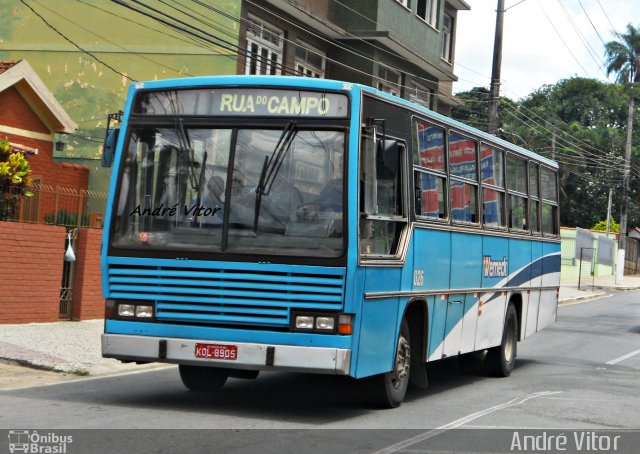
top-left (0, 183), bottom-right (106, 228)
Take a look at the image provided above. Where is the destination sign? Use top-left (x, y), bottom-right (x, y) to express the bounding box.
top-left (133, 88), bottom-right (349, 118)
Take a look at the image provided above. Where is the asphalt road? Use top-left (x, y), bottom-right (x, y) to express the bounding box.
top-left (1, 291), bottom-right (639, 453)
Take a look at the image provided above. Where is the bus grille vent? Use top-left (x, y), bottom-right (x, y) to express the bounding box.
top-left (107, 263), bottom-right (345, 328)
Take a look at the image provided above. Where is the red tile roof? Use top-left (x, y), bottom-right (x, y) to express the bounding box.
top-left (0, 60), bottom-right (21, 75)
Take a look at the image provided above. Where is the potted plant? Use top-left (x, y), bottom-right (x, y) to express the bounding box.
top-left (0, 138), bottom-right (33, 221)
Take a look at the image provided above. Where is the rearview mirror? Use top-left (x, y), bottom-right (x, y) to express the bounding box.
top-left (102, 128), bottom-right (118, 168)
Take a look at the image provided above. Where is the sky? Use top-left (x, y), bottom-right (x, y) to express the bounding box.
top-left (453, 0), bottom-right (640, 100)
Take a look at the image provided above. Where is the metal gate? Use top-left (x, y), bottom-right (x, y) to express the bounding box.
top-left (577, 247), bottom-right (596, 290)
top-left (625, 237), bottom-right (640, 275)
top-left (59, 228), bottom-right (78, 319)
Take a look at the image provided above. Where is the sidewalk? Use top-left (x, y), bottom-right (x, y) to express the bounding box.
top-left (559, 274), bottom-right (640, 304)
top-left (2, 276), bottom-right (640, 378)
top-left (0, 319), bottom-right (168, 377)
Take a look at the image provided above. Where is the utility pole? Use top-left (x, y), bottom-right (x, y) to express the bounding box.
top-left (616, 97), bottom-right (634, 284)
top-left (606, 188), bottom-right (612, 237)
top-left (551, 125), bottom-right (557, 160)
top-left (619, 98), bottom-right (634, 250)
top-left (487, 0), bottom-right (505, 135)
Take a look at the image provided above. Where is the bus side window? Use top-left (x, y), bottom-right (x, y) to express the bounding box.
top-left (415, 170), bottom-right (447, 219)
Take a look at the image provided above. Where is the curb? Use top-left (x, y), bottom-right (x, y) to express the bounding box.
top-left (592, 286), bottom-right (640, 292)
top-left (0, 355), bottom-right (89, 375)
top-left (558, 292), bottom-right (607, 306)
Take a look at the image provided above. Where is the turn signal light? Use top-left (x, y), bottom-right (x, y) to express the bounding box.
top-left (338, 314), bottom-right (353, 335)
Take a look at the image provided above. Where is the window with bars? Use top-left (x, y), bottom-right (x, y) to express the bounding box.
top-left (245, 17), bottom-right (283, 76)
top-left (442, 13), bottom-right (453, 61)
top-left (295, 42), bottom-right (325, 78)
top-left (408, 82), bottom-right (432, 108)
top-left (377, 66), bottom-right (401, 96)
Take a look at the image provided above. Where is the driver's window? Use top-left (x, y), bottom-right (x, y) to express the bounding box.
top-left (359, 130), bottom-right (407, 257)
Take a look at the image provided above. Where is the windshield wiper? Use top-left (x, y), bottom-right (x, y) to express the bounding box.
top-left (253, 121), bottom-right (298, 231)
top-left (175, 119), bottom-right (199, 191)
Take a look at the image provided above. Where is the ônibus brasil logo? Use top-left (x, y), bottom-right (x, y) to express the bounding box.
top-left (8, 430), bottom-right (73, 454)
top-left (483, 256), bottom-right (508, 278)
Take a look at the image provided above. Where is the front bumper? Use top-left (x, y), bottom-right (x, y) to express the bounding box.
top-left (102, 334), bottom-right (351, 375)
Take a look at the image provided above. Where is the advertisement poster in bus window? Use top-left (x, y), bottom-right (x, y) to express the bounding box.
top-left (419, 172), bottom-right (442, 218)
top-left (449, 134), bottom-right (477, 222)
top-left (416, 122), bottom-right (445, 171)
top-left (416, 121), bottom-right (445, 218)
top-left (480, 145), bottom-right (500, 224)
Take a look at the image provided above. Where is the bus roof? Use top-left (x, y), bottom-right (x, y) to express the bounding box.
top-left (130, 75), bottom-right (558, 169)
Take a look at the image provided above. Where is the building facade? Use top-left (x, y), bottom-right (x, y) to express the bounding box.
top-left (0, 0), bottom-right (468, 188)
top-left (238, 0), bottom-right (469, 115)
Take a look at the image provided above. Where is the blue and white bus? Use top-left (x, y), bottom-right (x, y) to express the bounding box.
top-left (101, 75), bottom-right (560, 408)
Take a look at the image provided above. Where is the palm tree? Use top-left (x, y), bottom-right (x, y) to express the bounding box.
top-left (604, 24), bottom-right (640, 265)
top-left (604, 24), bottom-right (640, 83)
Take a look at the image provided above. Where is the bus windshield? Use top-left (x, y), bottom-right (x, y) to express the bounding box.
top-left (111, 125), bottom-right (345, 258)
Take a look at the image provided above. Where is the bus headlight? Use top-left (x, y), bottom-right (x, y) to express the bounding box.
top-left (291, 312), bottom-right (350, 334)
top-left (111, 301), bottom-right (155, 321)
top-left (295, 315), bottom-right (314, 330)
top-left (315, 316), bottom-right (335, 331)
top-left (117, 304), bottom-right (135, 317)
top-left (135, 305), bottom-right (154, 318)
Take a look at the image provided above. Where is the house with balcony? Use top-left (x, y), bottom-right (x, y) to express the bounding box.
top-left (238, 0), bottom-right (470, 115)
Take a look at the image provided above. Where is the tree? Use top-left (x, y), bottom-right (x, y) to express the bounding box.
top-left (604, 24), bottom-right (640, 248)
top-left (453, 78), bottom-right (639, 230)
top-left (592, 219), bottom-right (619, 233)
top-left (452, 87), bottom-right (518, 133)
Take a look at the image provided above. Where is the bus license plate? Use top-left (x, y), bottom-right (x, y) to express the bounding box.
top-left (195, 343), bottom-right (238, 361)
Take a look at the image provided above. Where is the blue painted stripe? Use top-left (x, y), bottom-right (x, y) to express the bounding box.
top-left (505, 253), bottom-right (561, 288)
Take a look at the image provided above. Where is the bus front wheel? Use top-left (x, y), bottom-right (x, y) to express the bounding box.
top-left (483, 303), bottom-right (518, 377)
top-left (366, 319), bottom-right (411, 408)
top-left (179, 365), bottom-right (228, 392)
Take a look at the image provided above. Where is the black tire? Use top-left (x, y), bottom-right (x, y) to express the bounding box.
top-left (366, 319), bottom-right (411, 408)
top-left (179, 365), bottom-right (228, 392)
top-left (483, 303), bottom-right (518, 377)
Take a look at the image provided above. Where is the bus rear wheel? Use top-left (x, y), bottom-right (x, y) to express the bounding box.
top-left (179, 365), bottom-right (228, 392)
top-left (367, 319), bottom-right (411, 408)
top-left (483, 303), bottom-right (518, 377)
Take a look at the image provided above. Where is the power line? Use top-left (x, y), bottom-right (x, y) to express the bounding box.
top-left (555, 0), bottom-right (607, 76)
top-left (58, 2), bottom-right (636, 187)
top-left (538, 1), bottom-right (592, 77)
top-left (20, 0), bottom-right (136, 82)
top-left (31, 0), bottom-right (191, 77)
top-left (577, 0), bottom-right (607, 46)
top-left (74, 0), bottom-right (225, 58)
